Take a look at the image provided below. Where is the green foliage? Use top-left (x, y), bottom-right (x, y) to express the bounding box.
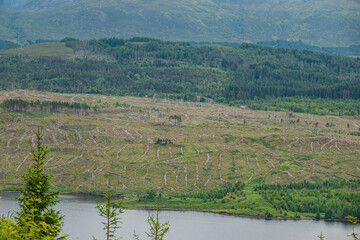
top-left (15, 127), bottom-right (65, 239)
top-left (246, 97), bottom-right (360, 117)
top-left (138, 190), bottom-right (162, 201)
top-left (317, 232), bottom-right (325, 240)
top-left (126, 179), bottom-right (360, 222)
top-left (0, 190), bottom-right (20, 239)
top-left (133, 203), bottom-right (170, 240)
top-left (0, 217), bottom-right (21, 240)
top-left (155, 138), bottom-right (173, 146)
top-left (95, 191), bottom-right (124, 240)
top-left (60, 37), bottom-right (79, 43)
top-left (258, 40), bottom-right (360, 56)
top-left (175, 182), bottom-right (245, 200)
top-left (146, 204), bottom-right (170, 240)
top-left (1, 39), bottom-right (360, 109)
top-left (255, 180), bottom-right (360, 220)
top-left (228, 149), bottom-right (240, 155)
top-left (345, 216), bottom-right (359, 240)
top-left (16, 209), bottom-right (65, 240)
top-left (224, 136), bottom-right (239, 143)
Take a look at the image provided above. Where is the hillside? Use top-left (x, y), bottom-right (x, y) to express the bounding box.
top-left (0, 39), bottom-right (360, 220)
top-left (0, 90), bottom-right (359, 219)
top-left (0, 8), bottom-right (13, 42)
top-left (1, 39), bottom-right (359, 112)
top-left (0, 0), bottom-right (359, 47)
top-left (2, 89), bottom-right (359, 190)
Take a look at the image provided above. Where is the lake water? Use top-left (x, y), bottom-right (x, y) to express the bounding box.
top-left (0, 192), bottom-right (358, 240)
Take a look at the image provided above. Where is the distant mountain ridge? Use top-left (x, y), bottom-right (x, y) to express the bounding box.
top-left (14, 0), bottom-right (79, 10)
top-left (0, 0), bottom-right (359, 47)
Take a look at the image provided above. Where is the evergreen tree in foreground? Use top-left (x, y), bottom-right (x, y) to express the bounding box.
top-left (15, 127), bottom-right (66, 239)
top-left (145, 203), bottom-right (170, 240)
top-left (94, 191), bottom-right (124, 240)
top-left (346, 216), bottom-right (359, 240)
top-left (133, 203), bottom-right (170, 240)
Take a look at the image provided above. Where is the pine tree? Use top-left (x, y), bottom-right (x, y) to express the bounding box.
top-left (346, 216), bottom-right (359, 240)
top-left (95, 191), bottom-right (124, 240)
top-left (133, 203), bottom-right (170, 240)
top-left (317, 232), bottom-right (325, 240)
top-left (146, 203), bottom-right (170, 240)
top-left (15, 127), bottom-right (66, 239)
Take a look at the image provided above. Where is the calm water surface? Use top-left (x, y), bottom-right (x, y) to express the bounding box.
top-left (0, 192), bottom-right (358, 240)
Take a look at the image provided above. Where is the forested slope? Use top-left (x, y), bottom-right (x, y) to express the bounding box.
top-left (1, 38), bottom-right (359, 108)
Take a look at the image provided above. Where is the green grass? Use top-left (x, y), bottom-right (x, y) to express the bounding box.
top-left (0, 42), bottom-right (73, 58)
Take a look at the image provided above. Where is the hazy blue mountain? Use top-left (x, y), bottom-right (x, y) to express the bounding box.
top-left (16, 0), bottom-right (80, 10)
top-left (0, 0), bottom-right (359, 47)
top-left (0, 0), bottom-right (27, 9)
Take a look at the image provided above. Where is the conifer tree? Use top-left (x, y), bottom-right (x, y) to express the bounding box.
top-left (133, 203), bottom-right (170, 240)
top-left (95, 191), bottom-right (124, 240)
top-left (346, 216), bottom-right (359, 240)
top-left (317, 232), bottom-right (325, 240)
top-left (146, 203), bottom-right (170, 240)
top-left (16, 127), bottom-right (66, 239)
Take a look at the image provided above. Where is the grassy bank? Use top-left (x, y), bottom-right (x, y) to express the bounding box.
top-left (89, 179), bottom-right (360, 221)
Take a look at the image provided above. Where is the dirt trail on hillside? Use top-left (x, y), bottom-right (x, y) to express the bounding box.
top-left (17, 130), bottom-right (28, 149)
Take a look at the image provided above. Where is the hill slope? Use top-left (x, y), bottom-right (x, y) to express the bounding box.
top-left (1, 0), bottom-right (359, 47)
top-left (0, 90), bottom-right (359, 220)
top-left (1, 39), bottom-right (359, 107)
top-left (0, 90), bottom-right (359, 192)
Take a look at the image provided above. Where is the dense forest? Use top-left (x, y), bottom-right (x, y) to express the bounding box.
top-left (245, 97), bottom-right (360, 116)
top-left (255, 180), bottom-right (360, 219)
top-left (136, 180), bottom-right (360, 220)
top-left (257, 40), bottom-right (360, 56)
top-left (0, 38), bottom-right (359, 114)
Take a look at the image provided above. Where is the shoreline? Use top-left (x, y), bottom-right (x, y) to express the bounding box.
top-left (0, 190), bottom-right (350, 223)
top-left (122, 206), bottom-right (351, 223)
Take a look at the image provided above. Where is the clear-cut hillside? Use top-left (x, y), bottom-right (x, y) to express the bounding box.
top-left (0, 90), bottom-right (359, 192)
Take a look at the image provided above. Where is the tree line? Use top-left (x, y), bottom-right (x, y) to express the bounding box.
top-left (1, 99), bottom-right (92, 114)
top-left (245, 97), bottom-right (360, 116)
